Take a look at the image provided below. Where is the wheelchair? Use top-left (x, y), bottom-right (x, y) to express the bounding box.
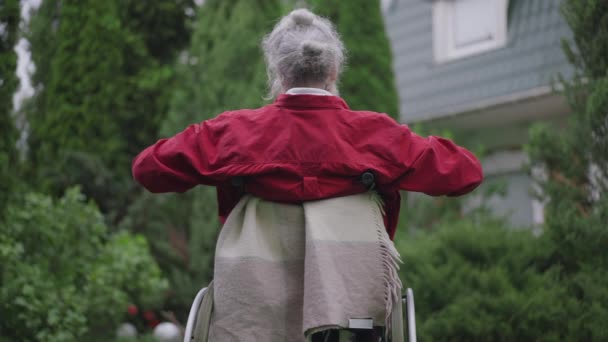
top-left (183, 286), bottom-right (417, 342)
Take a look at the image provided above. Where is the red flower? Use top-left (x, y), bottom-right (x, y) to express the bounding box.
top-left (127, 304), bottom-right (138, 316)
top-left (143, 310), bottom-right (157, 321)
top-left (147, 318), bottom-right (161, 329)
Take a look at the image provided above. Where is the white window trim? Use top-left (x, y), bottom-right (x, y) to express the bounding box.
top-left (530, 165), bottom-right (546, 228)
top-left (433, 0), bottom-right (509, 63)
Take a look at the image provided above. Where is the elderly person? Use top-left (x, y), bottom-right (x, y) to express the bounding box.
top-left (133, 8), bottom-right (482, 342)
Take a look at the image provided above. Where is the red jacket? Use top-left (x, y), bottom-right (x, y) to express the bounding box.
top-left (132, 94), bottom-right (483, 239)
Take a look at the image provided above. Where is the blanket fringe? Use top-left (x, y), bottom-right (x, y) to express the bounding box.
top-left (370, 192), bottom-right (403, 335)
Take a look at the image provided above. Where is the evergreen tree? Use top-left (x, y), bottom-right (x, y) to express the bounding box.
top-left (29, 0), bottom-right (126, 166)
top-left (0, 0), bottom-right (20, 213)
top-left (121, 0), bottom-right (195, 64)
top-left (25, 0), bottom-right (193, 218)
top-left (25, 0), bottom-right (60, 122)
top-left (26, 0), bottom-right (138, 214)
top-left (526, 0), bottom-right (608, 338)
top-left (162, 0), bottom-right (281, 134)
top-left (309, 0), bottom-right (399, 119)
top-left (124, 0), bottom-right (283, 318)
top-left (117, 0), bottom-right (195, 163)
top-left (530, 0), bottom-right (608, 277)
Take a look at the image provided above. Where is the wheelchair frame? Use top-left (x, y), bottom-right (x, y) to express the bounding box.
top-left (183, 287), bottom-right (417, 342)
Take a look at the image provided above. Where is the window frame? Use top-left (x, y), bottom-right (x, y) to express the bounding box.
top-left (433, 0), bottom-right (509, 63)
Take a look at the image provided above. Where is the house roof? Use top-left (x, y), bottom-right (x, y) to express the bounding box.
top-left (384, 0), bottom-right (574, 124)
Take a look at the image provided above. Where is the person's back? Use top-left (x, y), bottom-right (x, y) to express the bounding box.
top-left (133, 92), bottom-right (482, 239)
top-left (132, 8), bottom-right (483, 341)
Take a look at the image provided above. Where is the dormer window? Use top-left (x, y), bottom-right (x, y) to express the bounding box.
top-left (433, 0), bottom-right (508, 62)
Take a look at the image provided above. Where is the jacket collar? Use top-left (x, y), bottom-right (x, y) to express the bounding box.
top-left (274, 94), bottom-right (350, 110)
top-left (285, 87), bottom-right (334, 96)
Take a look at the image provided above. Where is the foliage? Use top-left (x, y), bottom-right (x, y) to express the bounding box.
top-left (0, 0), bottom-right (20, 214)
top-left (526, 0), bottom-right (608, 338)
top-left (396, 216), bottom-right (570, 341)
top-left (119, 189), bottom-right (219, 319)
top-left (123, 0), bottom-right (284, 319)
top-left (161, 0), bottom-right (281, 135)
top-left (120, 0), bottom-right (195, 64)
top-left (309, 0), bottom-right (399, 119)
top-left (116, 0), bottom-right (196, 169)
top-left (28, 0), bottom-right (129, 178)
top-left (0, 188), bottom-right (167, 342)
top-left (397, 211), bottom-right (608, 341)
top-left (25, 0), bottom-right (193, 219)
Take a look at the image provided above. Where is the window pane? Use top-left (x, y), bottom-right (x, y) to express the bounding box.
top-left (453, 0), bottom-right (496, 48)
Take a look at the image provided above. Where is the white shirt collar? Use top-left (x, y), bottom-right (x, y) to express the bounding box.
top-left (285, 87), bottom-right (334, 96)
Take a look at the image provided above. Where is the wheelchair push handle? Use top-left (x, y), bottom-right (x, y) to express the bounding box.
top-left (402, 288), bottom-right (417, 342)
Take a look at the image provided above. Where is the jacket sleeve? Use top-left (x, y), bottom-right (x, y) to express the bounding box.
top-left (132, 121), bottom-right (221, 193)
top-left (398, 128), bottom-right (483, 196)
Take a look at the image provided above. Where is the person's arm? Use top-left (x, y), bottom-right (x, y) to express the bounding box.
top-left (132, 121), bottom-right (220, 193)
top-left (398, 129), bottom-right (483, 196)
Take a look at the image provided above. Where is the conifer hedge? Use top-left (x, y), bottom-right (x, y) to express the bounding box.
top-left (25, 0), bottom-right (194, 217)
top-left (0, 0), bottom-right (20, 214)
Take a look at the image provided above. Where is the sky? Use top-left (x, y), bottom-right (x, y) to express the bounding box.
top-left (13, 0), bottom-right (42, 112)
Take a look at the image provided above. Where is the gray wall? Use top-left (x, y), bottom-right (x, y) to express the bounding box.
top-left (482, 171), bottom-right (537, 228)
top-left (384, 0), bottom-right (573, 123)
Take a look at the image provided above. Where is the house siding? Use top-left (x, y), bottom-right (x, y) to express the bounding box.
top-left (384, 0), bottom-right (573, 123)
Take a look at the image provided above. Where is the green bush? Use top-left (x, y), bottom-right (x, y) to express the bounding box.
top-left (0, 188), bottom-right (168, 341)
top-left (527, 0), bottom-right (608, 339)
top-left (397, 210), bottom-right (608, 341)
top-left (396, 216), bottom-right (572, 341)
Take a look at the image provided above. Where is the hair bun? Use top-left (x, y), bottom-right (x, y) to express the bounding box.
top-left (289, 8), bottom-right (315, 26)
top-left (300, 40), bottom-right (324, 57)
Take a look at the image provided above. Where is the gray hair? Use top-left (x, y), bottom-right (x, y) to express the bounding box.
top-left (262, 8), bottom-right (346, 99)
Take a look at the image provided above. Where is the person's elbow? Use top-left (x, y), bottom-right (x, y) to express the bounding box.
top-left (448, 157), bottom-right (484, 196)
top-left (132, 154), bottom-right (163, 193)
top-left (132, 153), bottom-right (199, 194)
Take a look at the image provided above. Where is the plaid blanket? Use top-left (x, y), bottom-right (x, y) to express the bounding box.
top-left (207, 192), bottom-right (403, 341)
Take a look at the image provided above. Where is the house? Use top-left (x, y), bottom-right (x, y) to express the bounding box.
top-left (382, 0), bottom-right (573, 227)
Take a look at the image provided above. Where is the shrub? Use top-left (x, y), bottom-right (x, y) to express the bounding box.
top-left (0, 188), bottom-right (167, 341)
top-left (395, 215), bottom-right (574, 341)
